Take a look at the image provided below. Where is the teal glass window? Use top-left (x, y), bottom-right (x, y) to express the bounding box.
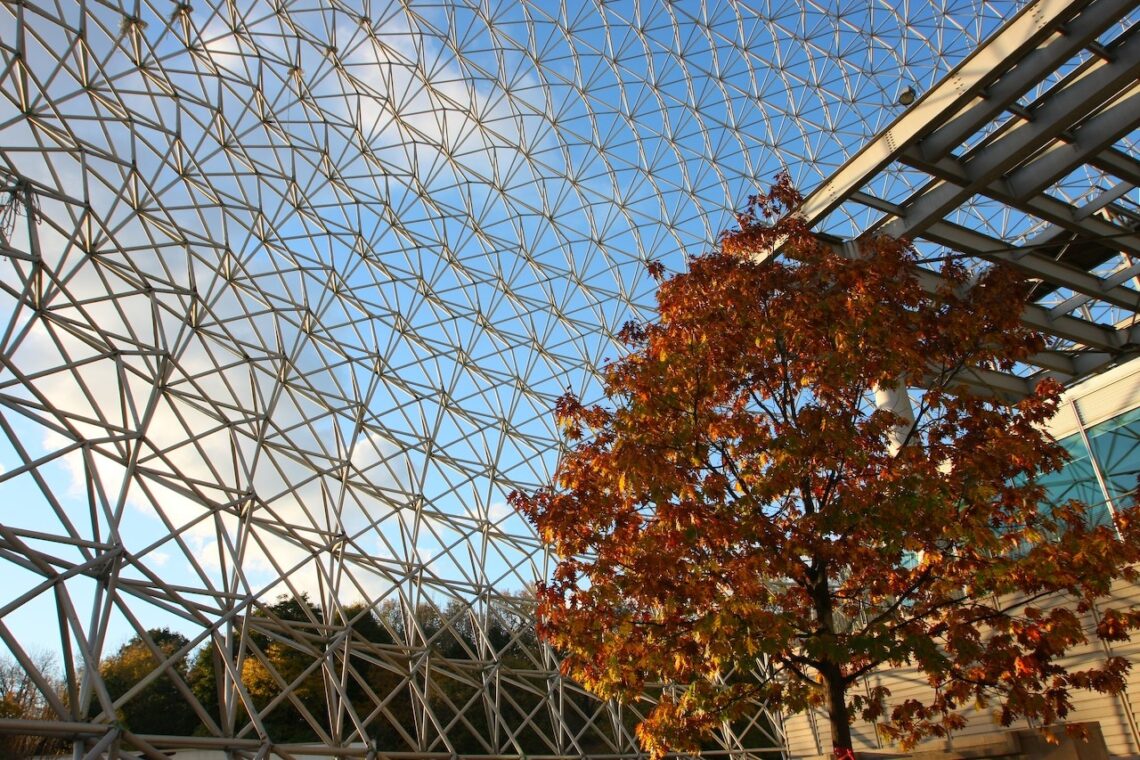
top-left (1037, 433), bottom-right (1112, 528)
top-left (1085, 406), bottom-right (1140, 513)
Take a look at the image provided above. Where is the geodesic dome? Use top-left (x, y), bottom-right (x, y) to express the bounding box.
top-left (0, 1), bottom-right (1025, 756)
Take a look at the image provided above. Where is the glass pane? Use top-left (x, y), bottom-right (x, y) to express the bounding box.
top-left (1038, 434), bottom-right (1111, 528)
top-left (1086, 406), bottom-right (1140, 513)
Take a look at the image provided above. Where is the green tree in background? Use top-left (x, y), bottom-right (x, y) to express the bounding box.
top-left (99, 628), bottom-right (201, 737)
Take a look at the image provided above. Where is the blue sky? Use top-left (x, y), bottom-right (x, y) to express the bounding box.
top-left (0, 0), bottom-right (1022, 668)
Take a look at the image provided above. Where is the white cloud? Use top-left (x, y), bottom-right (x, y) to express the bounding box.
top-left (339, 15), bottom-right (550, 187)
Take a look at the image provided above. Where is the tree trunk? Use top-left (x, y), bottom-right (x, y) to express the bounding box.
top-left (823, 664), bottom-right (854, 759)
top-left (808, 527), bottom-right (852, 759)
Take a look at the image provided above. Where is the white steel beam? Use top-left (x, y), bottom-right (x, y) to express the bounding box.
top-left (826, 237), bottom-right (1132, 353)
top-left (1088, 147), bottom-right (1140, 187)
top-left (845, 193), bottom-right (1140, 313)
top-left (922, 221), bottom-right (1140, 312)
top-left (887, 32), bottom-right (1140, 239)
top-left (918, 0), bottom-right (1135, 161)
top-left (899, 163), bottom-right (1140, 258)
top-left (1003, 81), bottom-right (1140, 199)
top-left (945, 366), bottom-right (1034, 400)
top-left (796, 0), bottom-right (1095, 227)
top-left (907, 266), bottom-right (1129, 352)
top-left (897, 82), bottom-right (1140, 221)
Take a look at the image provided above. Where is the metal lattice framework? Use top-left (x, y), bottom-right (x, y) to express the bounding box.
top-left (6, 0), bottom-right (1129, 757)
top-left (799, 0), bottom-right (1140, 400)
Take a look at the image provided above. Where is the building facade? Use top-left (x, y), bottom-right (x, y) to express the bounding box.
top-left (785, 358), bottom-right (1140, 758)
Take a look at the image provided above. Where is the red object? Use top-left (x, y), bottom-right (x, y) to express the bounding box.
top-left (835, 748), bottom-right (856, 760)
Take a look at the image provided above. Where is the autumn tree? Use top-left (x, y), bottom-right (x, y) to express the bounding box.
top-left (0, 653), bottom-right (68, 758)
top-left (183, 593), bottom-right (553, 750)
top-left (335, 601), bottom-right (415, 750)
top-left (512, 177), bottom-right (1140, 759)
top-left (240, 594), bottom-right (329, 742)
top-left (99, 628), bottom-right (201, 736)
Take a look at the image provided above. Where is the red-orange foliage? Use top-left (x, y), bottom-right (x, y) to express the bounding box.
top-left (511, 176), bottom-right (1140, 758)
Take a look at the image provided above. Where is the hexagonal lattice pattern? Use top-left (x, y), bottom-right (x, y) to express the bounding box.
top-left (0, 1), bottom-right (1022, 756)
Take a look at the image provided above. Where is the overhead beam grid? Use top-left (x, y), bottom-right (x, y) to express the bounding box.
top-left (799, 0), bottom-right (1140, 398)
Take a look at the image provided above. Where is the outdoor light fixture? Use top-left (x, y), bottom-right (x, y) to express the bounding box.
top-left (898, 86), bottom-right (917, 106)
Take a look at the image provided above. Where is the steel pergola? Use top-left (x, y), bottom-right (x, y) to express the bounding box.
top-left (799, 0), bottom-right (1140, 397)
